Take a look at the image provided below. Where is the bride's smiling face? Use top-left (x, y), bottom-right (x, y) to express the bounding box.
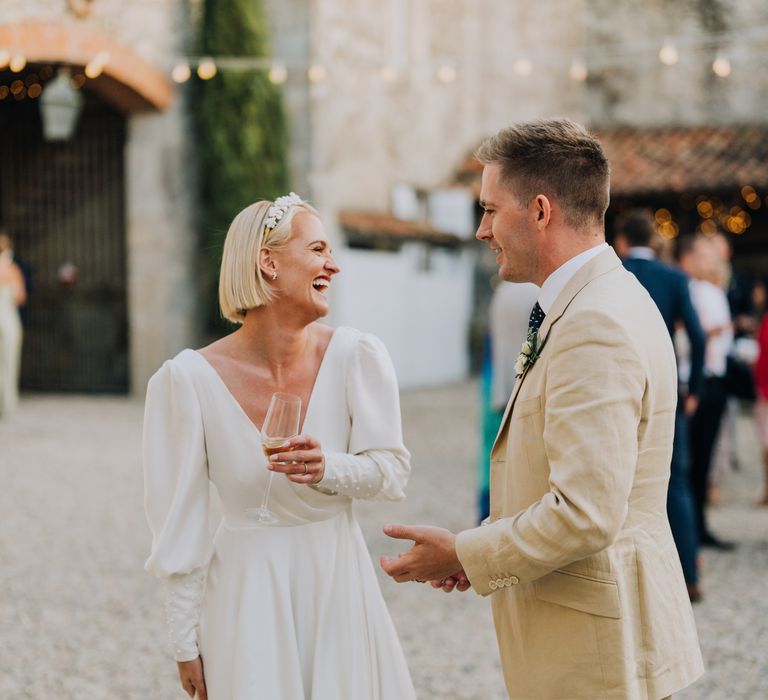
top-left (268, 212), bottom-right (340, 319)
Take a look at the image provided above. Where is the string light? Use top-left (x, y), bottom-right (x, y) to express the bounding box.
top-left (379, 65), bottom-right (399, 83)
top-left (659, 41), bottom-right (679, 66)
top-left (307, 64), bottom-right (327, 83)
top-left (742, 185), bottom-right (762, 210)
top-left (712, 54), bottom-right (731, 77)
top-left (568, 60), bottom-right (588, 81)
top-left (437, 64), bottom-right (457, 83)
top-left (513, 58), bottom-right (532, 76)
top-left (27, 83), bottom-right (42, 99)
top-left (84, 51), bottom-right (110, 79)
top-left (268, 62), bottom-right (288, 84)
top-left (0, 49), bottom-right (9, 70)
top-left (197, 58), bottom-right (217, 80)
top-left (9, 54), bottom-right (26, 72)
top-left (152, 25), bottom-right (768, 88)
top-left (171, 63), bottom-right (191, 83)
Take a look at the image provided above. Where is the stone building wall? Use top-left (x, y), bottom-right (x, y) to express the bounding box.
top-left (264, 0), bottom-right (767, 224)
top-left (584, 0), bottom-right (768, 127)
top-left (295, 0), bottom-right (588, 221)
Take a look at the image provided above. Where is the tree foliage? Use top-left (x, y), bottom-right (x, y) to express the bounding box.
top-left (196, 0), bottom-right (288, 331)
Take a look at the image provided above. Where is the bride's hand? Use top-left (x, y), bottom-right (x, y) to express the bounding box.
top-left (268, 435), bottom-right (326, 484)
top-left (430, 569), bottom-right (471, 593)
top-left (177, 656), bottom-right (207, 699)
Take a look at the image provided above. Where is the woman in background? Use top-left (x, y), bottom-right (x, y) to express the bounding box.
top-left (0, 230), bottom-right (26, 417)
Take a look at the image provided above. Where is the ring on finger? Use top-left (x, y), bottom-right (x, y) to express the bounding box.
top-left (303, 463), bottom-right (308, 475)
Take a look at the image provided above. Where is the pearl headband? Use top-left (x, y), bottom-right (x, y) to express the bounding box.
top-left (263, 192), bottom-right (303, 234)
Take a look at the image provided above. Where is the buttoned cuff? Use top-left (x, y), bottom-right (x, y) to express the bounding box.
top-left (164, 569), bottom-right (206, 662)
top-left (310, 451), bottom-right (384, 499)
top-left (456, 526), bottom-right (522, 597)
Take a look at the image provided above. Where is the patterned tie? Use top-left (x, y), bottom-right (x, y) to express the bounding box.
top-left (528, 301), bottom-right (546, 335)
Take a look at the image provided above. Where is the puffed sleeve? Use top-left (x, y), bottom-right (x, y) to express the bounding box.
top-left (314, 333), bottom-right (411, 501)
top-left (143, 359), bottom-right (213, 661)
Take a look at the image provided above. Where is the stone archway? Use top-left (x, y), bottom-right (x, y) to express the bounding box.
top-left (0, 21), bottom-right (172, 112)
top-left (0, 22), bottom-right (174, 392)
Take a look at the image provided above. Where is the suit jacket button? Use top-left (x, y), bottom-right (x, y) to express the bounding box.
top-left (510, 575), bottom-right (519, 585)
top-left (503, 577), bottom-right (512, 586)
top-left (489, 580), bottom-right (498, 590)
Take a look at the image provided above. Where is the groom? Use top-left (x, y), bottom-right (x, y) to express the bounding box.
top-left (381, 119), bottom-right (703, 699)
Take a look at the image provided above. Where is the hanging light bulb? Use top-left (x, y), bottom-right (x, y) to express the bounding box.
top-left (84, 51), bottom-right (110, 79)
top-left (171, 62), bottom-right (192, 83)
top-left (268, 62), bottom-right (288, 84)
top-left (0, 49), bottom-right (10, 70)
top-left (712, 54), bottom-right (731, 77)
top-left (659, 41), bottom-right (678, 66)
top-left (513, 58), bottom-right (532, 76)
top-left (437, 64), bottom-right (457, 83)
top-left (568, 60), bottom-right (588, 81)
top-left (379, 65), bottom-right (399, 83)
top-left (197, 58), bottom-right (217, 80)
top-left (9, 54), bottom-right (27, 73)
top-left (308, 64), bottom-right (327, 83)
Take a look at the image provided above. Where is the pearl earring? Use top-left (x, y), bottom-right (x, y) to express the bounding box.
top-left (271, 271), bottom-right (277, 280)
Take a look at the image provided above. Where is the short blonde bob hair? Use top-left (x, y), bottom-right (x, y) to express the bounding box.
top-left (219, 197), bottom-right (320, 323)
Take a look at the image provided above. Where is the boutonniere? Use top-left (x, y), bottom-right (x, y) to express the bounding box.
top-left (514, 329), bottom-right (543, 377)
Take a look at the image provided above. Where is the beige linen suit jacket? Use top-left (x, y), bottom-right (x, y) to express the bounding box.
top-left (456, 248), bottom-right (703, 700)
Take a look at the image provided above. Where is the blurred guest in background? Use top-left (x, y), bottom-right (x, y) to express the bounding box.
top-left (676, 234), bottom-right (735, 550)
top-left (478, 280), bottom-right (539, 522)
top-left (709, 232), bottom-right (754, 499)
top-left (0, 229), bottom-right (26, 418)
top-left (615, 211), bottom-right (706, 601)
top-left (711, 231), bottom-right (756, 338)
top-left (753, 278), bottom-right (767, 321)
top-left (754, 306), bottom-right (768, 506)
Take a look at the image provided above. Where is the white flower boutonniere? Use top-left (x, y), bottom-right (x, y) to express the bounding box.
top-left (514, 330), bottom-right (543, 377)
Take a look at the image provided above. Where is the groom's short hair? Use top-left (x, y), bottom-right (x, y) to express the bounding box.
top-left (475, 119), bottom-right (610, 231)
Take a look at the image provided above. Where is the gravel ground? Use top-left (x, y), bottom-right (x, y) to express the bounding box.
top-left (1, 385), bottom-right (766, 699)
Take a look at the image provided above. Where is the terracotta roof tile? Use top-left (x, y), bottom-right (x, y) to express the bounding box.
top-left (338, 210), bottom-right (462, 247)
top-left (454, 126), bottom-right (768, 196)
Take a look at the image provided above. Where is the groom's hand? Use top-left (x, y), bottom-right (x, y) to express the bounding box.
top-left (380, 524), bottom-right (462, 583)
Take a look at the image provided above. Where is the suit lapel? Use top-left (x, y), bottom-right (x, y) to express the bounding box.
top-left (491, 247), bottom-right (624, 453)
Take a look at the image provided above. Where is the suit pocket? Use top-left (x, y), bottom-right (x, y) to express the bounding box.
top-left (513, 395), bottom-right (542, 418)
top-left (534, 569), bottom-right (622, 619)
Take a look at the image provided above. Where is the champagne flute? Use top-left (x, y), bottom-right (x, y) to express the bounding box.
top-left (246, 392), bottom-right (301, 524)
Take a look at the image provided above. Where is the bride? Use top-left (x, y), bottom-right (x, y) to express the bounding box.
top-left (0, 230), bottom-right (26, 418)
top-left (143, 194), bottom-right (417, 699)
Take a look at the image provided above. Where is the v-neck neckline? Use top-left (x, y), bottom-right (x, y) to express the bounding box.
top-left (191, 328), bottom-right (340, 435)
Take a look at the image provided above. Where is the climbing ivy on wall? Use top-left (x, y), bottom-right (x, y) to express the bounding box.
top-left (196, 0), bottom-right (289, 333)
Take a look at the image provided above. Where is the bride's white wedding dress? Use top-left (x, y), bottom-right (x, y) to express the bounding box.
top-left (144, 326), bottom-right (417, 699)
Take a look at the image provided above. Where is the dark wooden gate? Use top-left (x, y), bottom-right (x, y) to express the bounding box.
top-left (0, 90), bottom-right (128, 392)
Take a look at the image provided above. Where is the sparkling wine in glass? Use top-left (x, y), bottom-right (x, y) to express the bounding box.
top-left (246, 392), bottom-right (301, 524)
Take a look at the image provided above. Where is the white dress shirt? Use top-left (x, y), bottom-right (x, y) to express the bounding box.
top-left (688, 278), bottom-right (733, 377)
top-left (627, 246), bottom-right (656, 260)
top-left (490, 282), bottom-right (541, 409)
top-left (538, 243), bottom-right (609, 314)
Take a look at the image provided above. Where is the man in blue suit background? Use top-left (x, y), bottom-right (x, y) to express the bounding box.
top-left (615, 211), bottom-right (706, 601)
